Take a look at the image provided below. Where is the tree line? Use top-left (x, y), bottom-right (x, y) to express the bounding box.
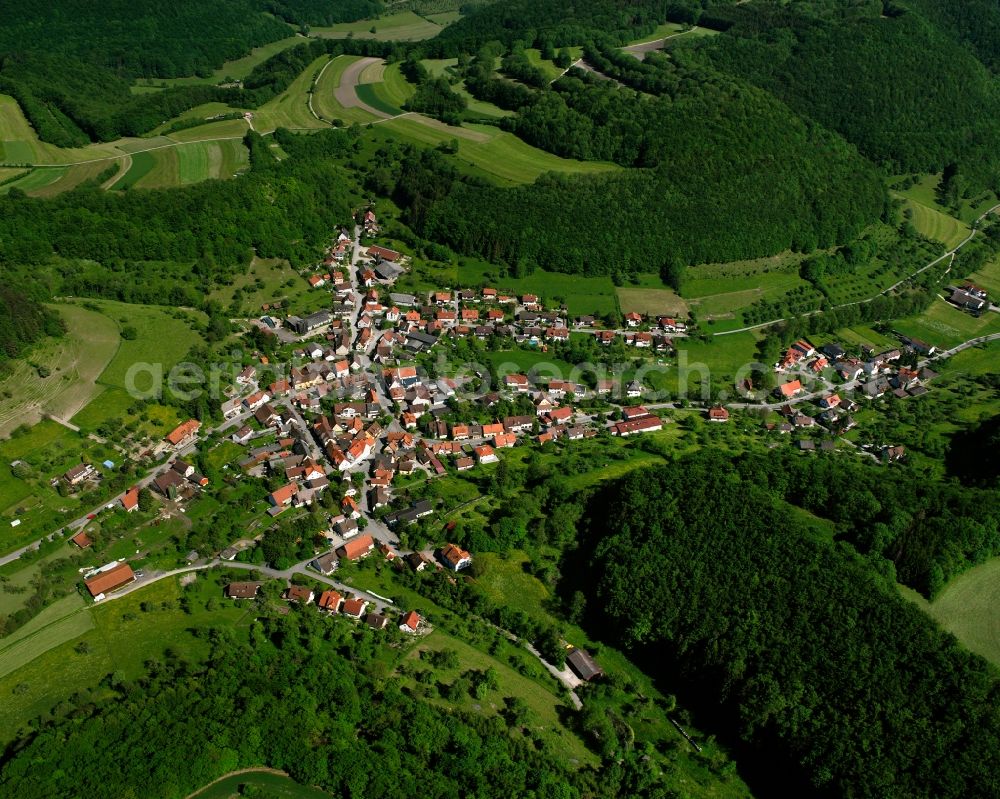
top-left (570, 452), bottom-right (1000, 798)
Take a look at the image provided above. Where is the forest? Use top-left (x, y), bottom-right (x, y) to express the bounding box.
top-left (0, 289), bottom-right (64, 363)
top-left (0, 131), bottom-right (359, 306)
top-left (0, 603), bottom-right (657, 799)
top-left (688, 2), bottom-right (1000, 187)
top-left (573, 453), bottom-right (1000, 799)
top-left (0, 1), bottom-right (386, 145)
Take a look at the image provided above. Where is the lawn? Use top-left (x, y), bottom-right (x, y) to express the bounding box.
top-left (902, 557), bottom-right (1000, 667)
top-left (894, 297), bottom-right (1000, 350)
top-left (310, 11), bottom-right (444, 41)
top-left (0, 302), bottom-right (120, 435)
top-left (964, 253), bottom-right (1000, 298)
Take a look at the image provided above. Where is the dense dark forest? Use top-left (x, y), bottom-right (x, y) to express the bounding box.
top-left (575, 455), bottom-right (1000, 799)
top-left (0, 608), bottom-right (643, 799)
top-left (685, 3), bottom-right (1000, 186)
top-left (391, 133), bottom-right (882, 276)
top-left (0, 289), bottom-right (63, 362)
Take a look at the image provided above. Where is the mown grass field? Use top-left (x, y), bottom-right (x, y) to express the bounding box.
top-left (378, 117), bottom-right (619, 185)
top-left (366, 62), bottom-right (415, 110)
top-left (891, 172), bottom-right (997, 225)
top-left (310, 11), bottom-right (444, 41)
top-left (113, 139), bottom-right (248, 190)
top-left (0, 94), bottom-right (124, 166)
top-left (397, 258), bottom-right (629, 315)
top-left (0, 303), bottom-right (120, 435)
top-left (617, 286), bottom-right (688, 316)
top-left (903, 557), bottom-right (1000, 667)
top-left (113, 150), bottom-right (156, 190)
top-left (894, 297), bottom-right (1000, 349)
top-left (255, 55), bottom-right (331, 132)
top-left (0, 595), bottom-right (91, 680)
top-left (78, 299), bottom-right (203, 393)
top-left (893, 192), bottom-right (969, 250)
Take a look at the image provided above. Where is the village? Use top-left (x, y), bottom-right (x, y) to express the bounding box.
top-left (44, 209), bottom-right (993, 674)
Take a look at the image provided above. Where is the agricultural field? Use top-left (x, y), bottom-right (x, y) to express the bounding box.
top-left (310, 11), bottom-right (445, 41)
top-left (112, 139), bottom-right (249, 190)
top-left (420, 58), bottom-right (458, 78)
top-left (362, 61), bottom-right (415, 111)
top-left (0, 94), bottom-right (124, 166)
top-left (903, 557), bottom-right (1000, 667)
top-left (894, 297), bottom-right (1000, 350)
top-left (617, 286), bottom-right (688, 317)
top-left (0, 595), bottom-right (91, 680)
top-left (0, 303), bottom-right (120, 435)
top-left (312, 55), bottom-right (383, 125)
top-left (254, 55), bottom-right (332, 132)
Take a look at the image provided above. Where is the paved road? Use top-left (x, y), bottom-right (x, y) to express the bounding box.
top-left (102, 557), bottom-right (392, 612)
top-left (0, 409), bottom-right (254, 568)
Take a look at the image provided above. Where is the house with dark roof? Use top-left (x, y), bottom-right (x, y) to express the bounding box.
top-left (226, 581), bottom-right (262, 599)
top-left (566, 648), bottom-right (603, 681)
